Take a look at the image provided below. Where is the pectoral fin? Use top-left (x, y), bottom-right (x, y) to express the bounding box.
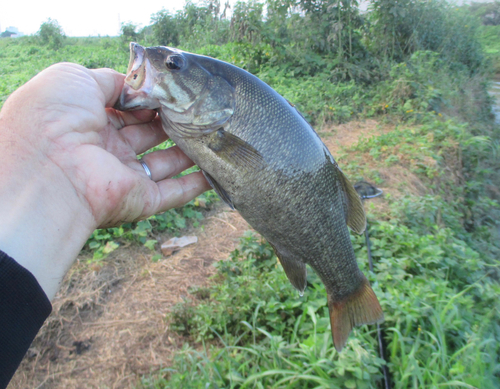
top-left (202, 170), bottom-right (234, 210)
top-left (207, 129), bottom-right (265, 171)
top-left (334, 166), bottom-right (366, 234)
top-left (269, 242), bottom-right (307, 293)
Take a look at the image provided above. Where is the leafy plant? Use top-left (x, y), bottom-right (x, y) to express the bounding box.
top-left (83, 189), bottom-right (217, 262)
top-left (120, 22), bottom-right (140, 45)
top-left (2, 4), bottom-right (500, 387)
top-left (155, 205), bottom-right (499, 388)
top-left (36, 19), bottom-right (66, 50)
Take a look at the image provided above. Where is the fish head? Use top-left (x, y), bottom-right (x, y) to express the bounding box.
top-left (116, 43), bottom-right (235, 132)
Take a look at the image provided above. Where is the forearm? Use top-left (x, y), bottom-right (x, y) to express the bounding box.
top-left (0, 157), bottom-right (95, 300)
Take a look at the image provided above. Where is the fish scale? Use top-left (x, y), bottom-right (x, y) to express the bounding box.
top-left (116, 42), bottom-right (384, 351)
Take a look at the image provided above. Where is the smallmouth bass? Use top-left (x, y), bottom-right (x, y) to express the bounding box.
top-left (116, 43), bottom-right (384, 351)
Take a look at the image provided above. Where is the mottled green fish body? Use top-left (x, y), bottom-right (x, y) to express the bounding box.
top-left (116, 43), bottom-right (384, 351)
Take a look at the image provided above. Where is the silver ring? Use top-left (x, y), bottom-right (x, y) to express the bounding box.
top-left (139, 158), bottom-right (153, 180)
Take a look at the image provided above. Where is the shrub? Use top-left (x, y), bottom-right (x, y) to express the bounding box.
top-left (369, 0), bottom-right (484, 72)
top-left (37, 18), bottom-right (65, 50)
top-left (151, 9), bottom-right (180, 46)
top-left (120, 22), bottom-right (140, 45)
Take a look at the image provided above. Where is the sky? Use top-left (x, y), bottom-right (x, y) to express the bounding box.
top-left (1, 0), bottom-right (185, 37)
top-left (1, 0), bottom-right (483, 37)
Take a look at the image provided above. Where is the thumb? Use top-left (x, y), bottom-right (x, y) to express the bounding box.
top-left (90, 68), bottom-right (126, 108)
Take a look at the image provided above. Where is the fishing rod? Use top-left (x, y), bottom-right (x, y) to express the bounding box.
top-left (354, 181), bottom-right (392, 389)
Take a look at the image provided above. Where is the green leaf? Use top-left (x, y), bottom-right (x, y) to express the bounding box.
top-left (151, 254), bottom-right (163, 262)
top-left (103, 241), bottom-right (119, 254)
top-left (144, 239), bottom-right (158, 251)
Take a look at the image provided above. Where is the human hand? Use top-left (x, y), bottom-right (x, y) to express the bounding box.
top-left (0, 63), bottom-right (210, 299)
top-left (3, 62), bottom-right (210, 227)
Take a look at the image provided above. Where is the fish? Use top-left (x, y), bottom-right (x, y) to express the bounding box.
top-left (115, 42), bottom-right (384, 351)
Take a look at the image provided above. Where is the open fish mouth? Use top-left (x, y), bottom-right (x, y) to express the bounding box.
top-left (114, 42), bottom-right (161, 111)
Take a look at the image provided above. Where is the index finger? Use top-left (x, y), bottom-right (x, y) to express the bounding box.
top-left (156, 171), bottom-right (211, 212)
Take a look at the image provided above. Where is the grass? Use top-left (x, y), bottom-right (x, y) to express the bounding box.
top-left (0, 37), bottom-right (129, 108)
top-left (140, 115), bottom-right (499, 388)
top-left (141, 118), bottom-right (499, 389)
top-left (1, 27), bottom-right (499, 388)
top-left (142, 212), bottom-right (499, 387)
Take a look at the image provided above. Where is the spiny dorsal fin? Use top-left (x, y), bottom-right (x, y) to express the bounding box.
top-left (269, 242), bottom-right (307, 293)
top-left (336, 167), bottom-right (366, 234)
top-left (327, 276), bottom-right (384, 352)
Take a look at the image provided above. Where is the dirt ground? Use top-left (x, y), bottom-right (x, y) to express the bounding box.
top-left (9, 119), bottom-right (423, 389)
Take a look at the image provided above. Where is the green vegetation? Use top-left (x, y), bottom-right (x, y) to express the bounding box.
top-left (472, 2), bottom-right (500, 72)
top-left (479, 24), bottom-right (500, 73)
top-left (1, 0), bottom-right (499, 387)
top-left (0, 37), bottom-right (129, 107)
top-left (145, 117), bottom-right (499, 388)
top-left (36, 18), bottom-right (66, 50)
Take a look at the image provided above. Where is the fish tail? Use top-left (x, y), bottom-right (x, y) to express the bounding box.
top-left (327, 276), bottom-right (384, 352)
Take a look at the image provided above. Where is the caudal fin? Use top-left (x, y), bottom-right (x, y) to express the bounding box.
top-left (328, 277), bottom-right (384, 352)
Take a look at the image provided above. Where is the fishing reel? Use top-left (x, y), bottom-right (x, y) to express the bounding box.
top-left (354, 181), bottom-right (383, 200)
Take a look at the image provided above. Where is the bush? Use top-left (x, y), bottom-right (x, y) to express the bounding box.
top-left (151, 9), bottom-right (180, 46)
top-left (120, 22), bottom-right (140, 45)
top-left (369, 0), bottom-right (484, 72)
top-left (37, 19), bottom-right (65, 50)
top-left (470, 1), bottom-right (500, 26)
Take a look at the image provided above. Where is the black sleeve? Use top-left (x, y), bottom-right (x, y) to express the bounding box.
top-left (0, 250), bottom-right (52, 389)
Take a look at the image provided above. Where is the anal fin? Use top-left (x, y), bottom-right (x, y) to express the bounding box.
top-left (269, 242), bottom-right (307, 293)
top-left (328, 276), bottom-right (384, 352)
top-left (202, 170), bottom-right (234, 210)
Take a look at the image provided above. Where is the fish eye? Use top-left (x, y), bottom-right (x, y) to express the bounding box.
top-left (165, 55), bottom-right (184, 71)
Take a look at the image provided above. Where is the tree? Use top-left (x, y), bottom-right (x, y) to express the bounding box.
top-left (1, 30), bottom-right (16, 38)
top-left (230, 1), bottom-right (264, 43)
top-left (151, 9), bottom-right (180, 46)
top-left (469, 1), bottom-right (500, 26)
top-left (121, 22), bottom-right (139, 41)
top-left (37, 19), bottom-right (65, 50)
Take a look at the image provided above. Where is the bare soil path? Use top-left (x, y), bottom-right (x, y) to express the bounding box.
top-left (10, 207), bottom-right (250, 389)
top-left (9, 120), bottom-right (414, 389)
